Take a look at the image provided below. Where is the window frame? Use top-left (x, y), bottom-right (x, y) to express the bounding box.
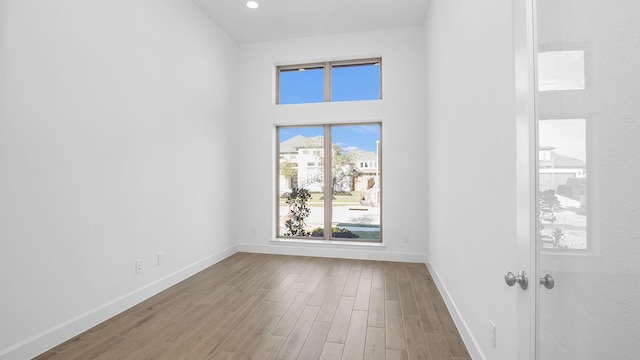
top-left (276, 58), bottom-right (382, 104)
top-left (275, 122), bottom-right (383, 242)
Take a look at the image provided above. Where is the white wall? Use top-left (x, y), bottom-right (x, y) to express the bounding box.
top-left (233, 27), bottom-right (429, 261)
top-left (0, 1), bottom-right (238, 358)
top-left (424, 1), bottom-right (519, 359)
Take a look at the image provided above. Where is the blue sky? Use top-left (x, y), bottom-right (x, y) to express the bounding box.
top-left (279, 63), bottom-right (380, 104)
top-left (279, 68), bottom-right (324, 104)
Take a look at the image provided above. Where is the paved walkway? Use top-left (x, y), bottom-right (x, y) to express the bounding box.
top-left (279, 205), bottom-right (380, 230)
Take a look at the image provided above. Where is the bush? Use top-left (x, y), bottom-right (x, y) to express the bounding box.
top-left (284, 187), bottom-right (312, 237)
top-left (310, 227), bottom-right (359, 239)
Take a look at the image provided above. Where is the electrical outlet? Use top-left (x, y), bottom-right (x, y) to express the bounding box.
top-left (135, 260), bottom-right (144, 274)
top-left (157, 252), bottom-right (164, 266)
top-left (402, 233), bottom-right (409, 243)
top-left (489, 321), bottom-right (496, 348)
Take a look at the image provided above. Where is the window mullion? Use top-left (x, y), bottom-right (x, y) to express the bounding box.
top-left (324, 62), bottom-right (331, 102)
top-left (323, 125), bottom-right (332, 240)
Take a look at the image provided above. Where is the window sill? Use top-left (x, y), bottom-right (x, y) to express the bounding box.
top-left (271, 238), bottom-right (385, 249)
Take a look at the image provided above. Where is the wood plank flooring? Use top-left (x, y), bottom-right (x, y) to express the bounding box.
top-left (35, 253), bottom-right (471, 360)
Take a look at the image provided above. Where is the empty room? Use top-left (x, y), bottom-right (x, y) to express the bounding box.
top-left (1, 0), bottom-right (638, 359)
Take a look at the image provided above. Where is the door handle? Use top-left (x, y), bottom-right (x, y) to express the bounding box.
top-left (504, 270), bottom-right (528, 290)
top-left (539, 274), bottom-right (555, 289)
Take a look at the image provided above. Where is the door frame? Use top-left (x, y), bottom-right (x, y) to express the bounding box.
top-left (513, 0), bottom-right (538, 358)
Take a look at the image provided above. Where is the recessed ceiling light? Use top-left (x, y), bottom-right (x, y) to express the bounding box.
top-left (246, 1), bottom-right (259, 9)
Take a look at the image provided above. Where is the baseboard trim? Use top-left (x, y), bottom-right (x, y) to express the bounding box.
top-left (1, 245), bottom-right (239, 360)
top-left (425, 256), bottom-right (486, 360)
top-left (6, 245), bottom-right (482, 360)
top-left (238, 242), bottom-right (426, 263)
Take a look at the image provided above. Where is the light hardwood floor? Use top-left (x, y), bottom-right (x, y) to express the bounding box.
top-left (35, 253), bottom-right (471, 360)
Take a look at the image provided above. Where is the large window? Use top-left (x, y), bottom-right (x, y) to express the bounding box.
top-left (277, 59), bottom-right (381, 104)
top-left (277, 124), bottom-right (381, 241)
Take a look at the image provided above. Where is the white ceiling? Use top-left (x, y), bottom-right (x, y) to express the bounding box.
top-left (192, 0), bottom-right (429, 44)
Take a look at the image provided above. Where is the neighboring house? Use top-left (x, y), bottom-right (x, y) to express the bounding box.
top-left (539, 145), bottom-right (586, 202)
top-left (349, 148), bottom-right (381, 205)
top-left (279, 135), bottom-right (324, 192)
top-left (279, 136), bottom-right (380, 205)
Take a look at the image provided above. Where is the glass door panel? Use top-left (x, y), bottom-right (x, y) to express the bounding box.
top-left (330, 124), bottom-right (381, 241)
top-left (277, 126), bottom-right (325, 237)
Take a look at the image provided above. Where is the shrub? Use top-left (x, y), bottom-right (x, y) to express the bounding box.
top-left (310, 227), bottom-right (359, 239)
top-left (284, 187), bottom-right (312, 237)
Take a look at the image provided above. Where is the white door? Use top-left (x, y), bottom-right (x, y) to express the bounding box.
top-left (516, 0), bottom-right (640, 359)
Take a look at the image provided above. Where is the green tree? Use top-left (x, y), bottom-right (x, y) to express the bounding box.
top-left (331, 144), bottom-right (358, 193)
top-left (280, 160), bottom-right (296, 189)
top-left (315, 144), bottom-right (358, 195)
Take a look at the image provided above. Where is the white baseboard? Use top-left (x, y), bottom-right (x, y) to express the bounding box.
top-left (1, 245), bottom-right (239, 360)
top-left (6, 245), bottom-right (482, 360)
top-left (425, 256), bottom-right (486, 360)
top-left (238, 242), bottom-right (427, 263)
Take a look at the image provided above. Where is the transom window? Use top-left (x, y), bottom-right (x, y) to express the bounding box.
top-left (277, 59), bottom-right (382, 105)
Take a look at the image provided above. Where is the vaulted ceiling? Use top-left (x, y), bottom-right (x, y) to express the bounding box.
top-left (192, 0), bottom-right (429, 43)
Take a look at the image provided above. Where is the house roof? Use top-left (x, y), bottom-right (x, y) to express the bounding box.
top-left (540, 151), bottom-right (585, 168)
top-left (280, 136), bottom-right (378, 163)
top-left (279, 135), bottom-right (324, 154)
top-left (350, 149), bottom-right (378, 162)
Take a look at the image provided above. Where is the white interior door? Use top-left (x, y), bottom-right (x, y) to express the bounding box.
top-left (515, 1), bottom-right (640, 358)
top-left (533, 0), bottom-right (640, 359)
